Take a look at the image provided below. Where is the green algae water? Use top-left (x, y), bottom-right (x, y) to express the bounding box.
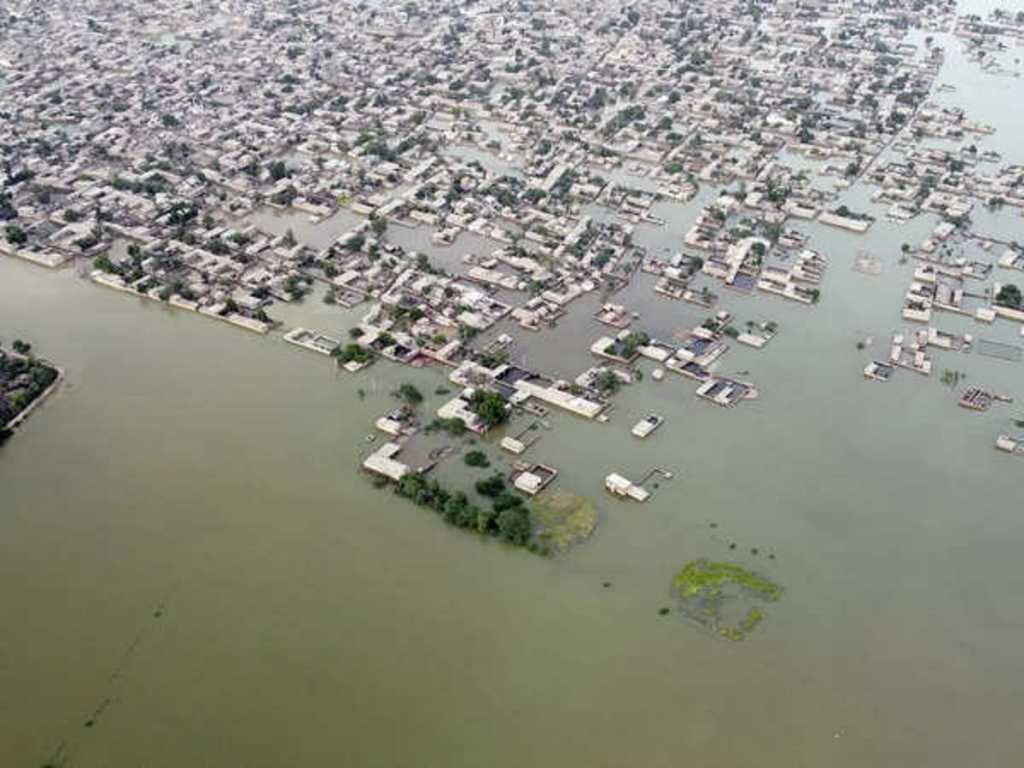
top-left (4, 15), bottom-right (1024, 768)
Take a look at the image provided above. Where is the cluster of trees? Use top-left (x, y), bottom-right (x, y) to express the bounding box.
top-left (270, 186), bottom-right (297, 206)
top-left (165, 202), bottom-right (198, 226)
top-left (395, 382), bottom-right (423, 407)
top-left (267, 160), bottom-right (290, 181)
top-left (158, 279), bottom-right (196, 302)
top-left (469, 389), bottom-right (508, 429)
top-left (618, 331), bottom-right (650, 359)
top-left (594, 369), bottom-right (622, 395)
top-left (344, 233), bottom-right (365, 251)
top-left (112, 174), bottom-right (166, 197)
top-left (0, 191), bottom-right (17, 221)
top-left (464, 450), bottom-right (490, 468)
top-left (93, 254), bottom-right (117, 273)
top-left (474, 474), bottom-right (532, 544)
top-left (284, 275), bottom-right (309, 300)
top-left (332, 344), bottom-right (374, 366)
top-left (424, 417), bottom-right (468, 436)
top-left (0, 347), bottom-right (58, 429)
top-left (603, 105), bottom-right (646, 137)
top-left (995, 283), bottom-right (1022, 309)
top-left (4, 224), bottom-right (27, 245)
top-left (393, 472), bottom-right (536, 550)
top-left (833, 205), bottom-right (873, 222)
top-left (477, 348), bottom-right (508, 370)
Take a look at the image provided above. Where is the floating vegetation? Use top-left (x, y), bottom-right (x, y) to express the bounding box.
top-left (941, 369), bottom-right (964, 387)
top-left (533, 491), bottom-right (597, 554)
top-left (671, 559), bottom-right (782, 641)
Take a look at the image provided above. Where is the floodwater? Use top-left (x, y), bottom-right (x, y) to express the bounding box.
top-left (3, 12), bottom-right (1024, 768)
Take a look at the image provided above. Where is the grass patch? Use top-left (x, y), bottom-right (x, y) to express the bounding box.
top-left (533, 491), bottom-right (597, 554)
top-left (671, 559), bottom-right (781, 641)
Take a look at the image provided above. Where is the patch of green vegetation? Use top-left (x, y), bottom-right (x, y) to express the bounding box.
top-left (941, 369), bottom-right (963, 387)
top-left (390, 472), bottom-right (540, 552)
top-left (469, 389), bottom-right (509, 428)
top-left (424, 417), bottom-right (467, 436)
top-left (394, 382), bottom-right (423, 407)
top-left (740, 606), bottom-right (764, 633)
top-left (332, 343), bottom-right (374, 366)
top-left (995, 283), bottom-right (1021, 309)
top-left (475, 473), bottom-right (506, 497)
top-left (464, 450), bottom-right (490, 468)
top-left (532, 491), bottom-right (598, 554)
top-left (673, 560), bottom-right (781, 600)
top-left (671, 559), bottom-right (781, 641)
top-left (719, 626), bottom-right (744, 641)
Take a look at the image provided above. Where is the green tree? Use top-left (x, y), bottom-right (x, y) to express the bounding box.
top-left (395, 382), bottom-right (423, 406)
top-left (497, 506), bottom-right (531, 545)
top-left (470, 390), bottom-right (508, 428)
top-left (475, 473), bottom-right (505, 498)
top-left (595, 369), bottom-right (621, 394)
top-left (996, 284), bottom-right (1022, 309)
top-left (93, 254), bottom-right (116, 273)
top-left (267, 160), bottom-right (289, 181)
top-left (4, 224), bottom-right (27, 245)
top-left (464, 450), bottom-right (490, 468)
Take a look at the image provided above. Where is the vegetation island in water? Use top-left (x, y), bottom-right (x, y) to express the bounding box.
top-left (0, 339), bottom-right (61, 444)
top-left (672, 559), bottom-right (783, 641)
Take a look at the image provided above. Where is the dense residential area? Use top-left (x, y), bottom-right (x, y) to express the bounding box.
top-left (1, 0), bottom-right (1024, 519)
